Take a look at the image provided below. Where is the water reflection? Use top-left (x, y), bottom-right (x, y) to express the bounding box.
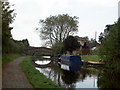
top-left (42, 56), bottom-right (51, 59)
top-left (34, 58), bottom-right (98, 88)
top-left (97, 71), bottom-right (120, 88)
top-left (61, 70), bottom-right (80, 85)
top-left (35, 60), bottom-right (51, 65)
top-left (60, 64), bottom-right (82, 71)
top-left (33, 56), bottom-right (120, 89)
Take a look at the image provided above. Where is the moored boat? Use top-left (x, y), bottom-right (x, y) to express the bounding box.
top-left (58, 54), bottom-right (83, 71)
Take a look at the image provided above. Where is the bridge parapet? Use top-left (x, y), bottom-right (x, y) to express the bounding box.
top-left (26, 46), bottom-right (53, 56)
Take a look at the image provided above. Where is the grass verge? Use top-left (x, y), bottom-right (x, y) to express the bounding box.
top-left (20, 56), bottom-right (60, 88)
top-left (2, 54), bottom-right (21, 65)
top-left (81, 55), bottom-right (100, 62)
top-left (86, 67), bottom-right (100, 72)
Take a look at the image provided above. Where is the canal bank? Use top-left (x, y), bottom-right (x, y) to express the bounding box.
top-left (20, 56), bottom-right (60, 88)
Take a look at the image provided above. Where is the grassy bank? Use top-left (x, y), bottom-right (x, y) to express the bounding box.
top-left (2, 54), bottom-right (21, 65)
top-left (81, 55), bottom-right (100, 62)
top-left (20, 56), bottom-right (60, 88)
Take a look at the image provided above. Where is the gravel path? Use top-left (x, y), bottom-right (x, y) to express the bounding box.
top-left (3, 57), bottom-right (34, 88)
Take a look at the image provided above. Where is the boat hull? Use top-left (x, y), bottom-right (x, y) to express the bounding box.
top-left (59, 55), bottom-right (83, 71)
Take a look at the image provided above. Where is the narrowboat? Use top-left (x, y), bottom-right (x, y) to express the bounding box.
top-left (58, 55), bottom-right (83, 71)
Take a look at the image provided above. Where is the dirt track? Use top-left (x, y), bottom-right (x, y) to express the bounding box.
top-left (2, 57), bottom-right (34, 88)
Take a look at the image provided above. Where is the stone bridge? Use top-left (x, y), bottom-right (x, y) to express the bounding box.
top-left (26, 46), bottom-right (53, 56)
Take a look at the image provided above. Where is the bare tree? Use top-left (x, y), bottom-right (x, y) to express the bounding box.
top-left (37, 14), bottom-right (79, 47)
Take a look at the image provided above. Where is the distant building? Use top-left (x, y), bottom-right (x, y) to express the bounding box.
top-left (75, 36), bottom-right (100, 55)
top-left (118, 1), bottom-right (120, 18)
top-left (74, 36), bottom-right (90, 55)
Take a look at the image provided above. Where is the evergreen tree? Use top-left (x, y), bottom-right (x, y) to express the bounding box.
top-left (2, 1), bottom-right (16, 53)
top-left (99, 18), bottom-right (120, 72)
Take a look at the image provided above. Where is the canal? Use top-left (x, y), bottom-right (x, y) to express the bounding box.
top-left (32, 56), bottom-right (120, 89)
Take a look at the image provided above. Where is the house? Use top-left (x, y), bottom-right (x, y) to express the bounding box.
top-left (75, 36), bottom-right (100, 55)
top-left (75, 36), bottom-right (90, 55)
top-left (89, 41), bottom-right (100, 54)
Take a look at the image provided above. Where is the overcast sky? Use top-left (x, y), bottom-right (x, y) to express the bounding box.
top-left (10, 0), bottom-right (120, 47)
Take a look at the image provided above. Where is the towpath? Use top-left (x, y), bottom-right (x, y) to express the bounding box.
top-left (3, 57), bottom-right (34, 88)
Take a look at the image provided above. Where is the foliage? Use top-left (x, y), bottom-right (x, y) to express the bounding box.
top-left (99, 25), bottom-right (112, 43)
top-left (37, 14), bottom-right (79, 46)
top-left (3, 38), bottom-right (29, 54)
top-left (13, 39), bottom-right (30, 54)
top-left (2, 54), bottom-right (21, 65)
top-left (2, 1), bottom-right (16, 46)
top-left (98, 18), bottom-right (120, 72)
top-left (2, 1), bottom-right (15, 53)
top-left (20, 56), bottom-right (60, 88)
top-left (52, 42), bottom-right (63, 55)
top-left (2, 1), bottom-right (29, 54)
top-left (62, 36), bottom-right (80, 54)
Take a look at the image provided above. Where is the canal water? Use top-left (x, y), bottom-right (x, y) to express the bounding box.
top-left (33, 56), bottom-right (120, 89)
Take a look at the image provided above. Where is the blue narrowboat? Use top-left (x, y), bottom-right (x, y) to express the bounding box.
top-left (58, 55), bottom-right (83, 71)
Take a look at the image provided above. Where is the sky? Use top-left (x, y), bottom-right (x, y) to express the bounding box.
top-left (9, 0), bottom-right (120, 47)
